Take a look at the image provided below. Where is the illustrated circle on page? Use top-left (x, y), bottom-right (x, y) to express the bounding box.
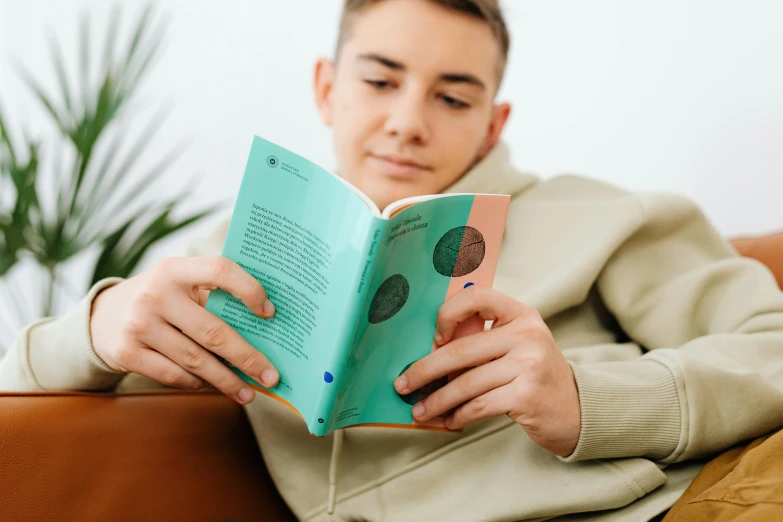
top-left (433, 226), bottom-right (485, 277)
top-left (368, 274), bottom-right (410, 324)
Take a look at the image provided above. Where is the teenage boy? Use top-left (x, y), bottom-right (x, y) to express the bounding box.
top-left (4, 1), bottom-right (783, 520)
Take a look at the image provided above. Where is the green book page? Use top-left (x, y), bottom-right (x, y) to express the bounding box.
top-left (205, 136), bottom-right (376, 435)
top-left (329, 195), bottom-right (480, 430)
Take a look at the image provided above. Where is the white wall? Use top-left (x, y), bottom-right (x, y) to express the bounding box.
top-left (1, 0), bottom-right (782, 336)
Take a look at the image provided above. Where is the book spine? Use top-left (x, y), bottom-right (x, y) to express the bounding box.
top-left (309, 216), bottom-right (387, 435)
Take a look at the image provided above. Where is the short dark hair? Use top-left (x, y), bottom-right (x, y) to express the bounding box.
top-left (336, 0), bottom-right (510, 84)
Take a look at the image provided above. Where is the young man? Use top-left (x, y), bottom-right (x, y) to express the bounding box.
top-left (3, 0), bottom-right (783, 520)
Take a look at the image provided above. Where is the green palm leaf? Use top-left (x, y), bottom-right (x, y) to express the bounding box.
top-left (91, 203), bottom-right (220, 284)
top-left (0, 3), bottom-right (216, 341)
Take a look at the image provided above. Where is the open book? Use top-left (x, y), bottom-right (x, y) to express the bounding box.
top-left (205, 136), bottom-right (511, 436)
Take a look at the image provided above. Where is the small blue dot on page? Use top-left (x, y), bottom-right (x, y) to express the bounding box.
top-left (464, 282), bottom-right (474, 288)
top-left (324, 371), bottom-right (334, 383)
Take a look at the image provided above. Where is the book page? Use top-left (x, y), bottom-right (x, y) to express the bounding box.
top-left (329, 193), bottom-right (511, 431)
top-left (205, 136), bottom-right (375, 434)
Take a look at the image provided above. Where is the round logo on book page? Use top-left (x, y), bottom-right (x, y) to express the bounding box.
top-left (266, 155), bottom-right (279, 168)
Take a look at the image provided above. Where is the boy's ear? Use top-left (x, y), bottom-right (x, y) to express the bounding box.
top-left (479, 102), bottom-right (512, 158)
top-left (314, 57), bottom-right (336, 127)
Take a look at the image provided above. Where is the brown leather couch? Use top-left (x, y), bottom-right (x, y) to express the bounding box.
top-left (1, 233), bottom-right (782, 522)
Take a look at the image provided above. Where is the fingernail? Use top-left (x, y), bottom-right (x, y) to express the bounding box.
top-left (263, 299), bottom-right (275, 317)
top-left (238, 388), bottom-right (255, 403)
top-left (412, 402), bottom-right (426, 418)
top-left (261, 369), bottom-right (279, 387)
top-left (434, 329), bottom-right (443, 344)
top-left (394, 375), bottom-right (408, 393)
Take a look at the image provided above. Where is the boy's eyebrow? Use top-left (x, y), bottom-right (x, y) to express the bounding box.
top-left (356, 53), bottom-right (486, 91)
top-left (439, 73), bottom-right (486, 91)
top-left (358, 52), bottom-right (404, 70)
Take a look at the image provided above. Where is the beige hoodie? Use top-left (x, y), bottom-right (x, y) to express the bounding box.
top-left (3, 143), bottom-right (783, 521)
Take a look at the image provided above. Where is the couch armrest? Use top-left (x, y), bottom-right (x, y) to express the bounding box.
top-left (732, 231), bottom-right (783, 289)
top-left (0, 390), bottom-right (296, 522)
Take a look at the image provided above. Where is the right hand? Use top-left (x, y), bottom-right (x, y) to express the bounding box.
top-left (90, 256), bottom-right (279, 404)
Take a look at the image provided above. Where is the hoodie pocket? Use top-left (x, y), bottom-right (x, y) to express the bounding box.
top-left (318, 422), bottom-right (668, 522)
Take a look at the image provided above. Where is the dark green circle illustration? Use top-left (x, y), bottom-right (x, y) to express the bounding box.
top-left (368, 274), bottom-right (409, 324)
top-left (266, 154), bottom-right (279, 168)
top-left (433, 226), bottom-right (485, 277)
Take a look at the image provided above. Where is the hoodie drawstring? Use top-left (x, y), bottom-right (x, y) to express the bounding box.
top-left (327, 428), bottom-right (344, 515)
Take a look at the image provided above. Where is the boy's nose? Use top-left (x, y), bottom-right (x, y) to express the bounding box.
top-left (383, 89), bottom-right (431, 146)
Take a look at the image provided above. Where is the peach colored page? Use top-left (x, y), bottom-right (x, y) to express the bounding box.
top-left (443, 194), bottom-right (511, 338)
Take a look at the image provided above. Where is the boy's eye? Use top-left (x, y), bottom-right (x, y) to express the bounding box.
top-left (364, 79), bottom-right (392, 89)
top-left (440, 95), bottom-right (470, 109)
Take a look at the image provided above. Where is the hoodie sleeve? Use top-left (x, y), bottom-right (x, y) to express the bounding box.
top-left (0, 278), bottom-right (126, 392)
top-left (563, 193), bottom-right (783, 464)
top-left (0, 220), bottom-right (230, 393)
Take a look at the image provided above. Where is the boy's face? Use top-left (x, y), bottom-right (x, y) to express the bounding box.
top-left (314, 0), bottom-right (511, 210)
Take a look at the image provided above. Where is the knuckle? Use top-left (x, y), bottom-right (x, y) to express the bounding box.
top-left (518, 301), bottom-right (541, 319)
top-left (181, 345), bottom-right (205, 371)
top-left (184, 379), bottom-right (205, 391)
top-left (158, 367), bottom-right (184, 388)
top-left (466, 287), bottom-right (483, 309)
top-left (529, 345), bottom-right (549, 364)
top-left (461, 371), bottom-right (478, 394)
top-left (435, 311), bottom-right (451, 333)
top-left (124, 314), bottom-right (148, 337)
top-left (201, 323), bottom-right (228, 351)
top-left (235, 351), bottom-right (261, 372)
top-left (241, 281), bottom-right (264, 307)
top-left (208, 257), bottom-right (230, 282)
top-left (511, 321), bottom-right (547, 343)
top-left (469, 395), bottom-right (489, 416)
top-left (531, 309), bottom-right (544, 323)
top-left (508, 318), bottom-right (528, 337)
top-left (512, 379), bottom-right (535, 405)
top-left (532, 327), bottom-right (554, 346)
top-left (471, 285), bottom-right (490, 301)
top-left (451, 339), bottom-right (471, 359)
top-left (511, 350), bottom-right (546, 374)
top-left (189, 379), bottom-right (207, 390)
top-left (213, 372), bottom-right (240, 394)
top-left (113, 343), bottom-right (137, 368)
top-left (135, 285), bottom-right (164, 308)
top-left (436, 299), bottom-right (451, 318)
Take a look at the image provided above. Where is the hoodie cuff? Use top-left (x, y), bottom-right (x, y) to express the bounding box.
top-left (27, 277), bottom-right (126, 391)
top-left (560, 359), bottom-right (681, 462)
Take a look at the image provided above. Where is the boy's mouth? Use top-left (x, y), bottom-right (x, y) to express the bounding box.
top-left (369, 153), bottom-right (432, 179)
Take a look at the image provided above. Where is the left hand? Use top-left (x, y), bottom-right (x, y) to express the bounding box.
top-left (393, 286), bottom-right (581, 457)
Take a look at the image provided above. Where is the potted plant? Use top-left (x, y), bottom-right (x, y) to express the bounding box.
top-left (0, 5), bottom-right (216, 351)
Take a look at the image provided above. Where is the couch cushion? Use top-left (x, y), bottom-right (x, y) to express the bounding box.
top-left (662, 429), bottom-right (783, 521)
